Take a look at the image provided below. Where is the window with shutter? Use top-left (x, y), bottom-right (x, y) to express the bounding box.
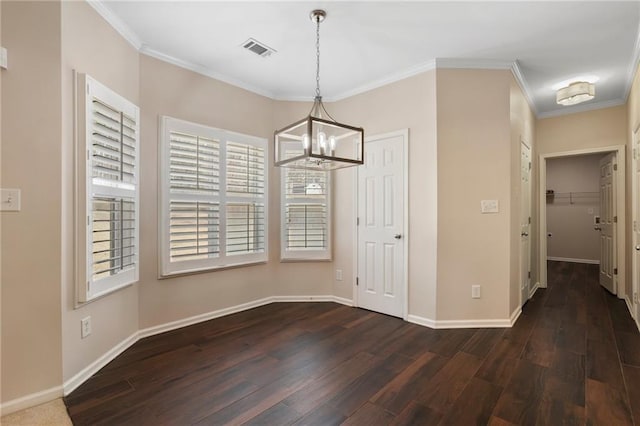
top-left (281, 159), bottom-right (331, 261)
top-left (160, 117), bottom-right (268, 276)
top-left (79, 74), bottom-right (140, 302)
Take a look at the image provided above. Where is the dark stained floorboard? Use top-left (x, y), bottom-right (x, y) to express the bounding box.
top-left (65, 261), bottom-right (640, 425)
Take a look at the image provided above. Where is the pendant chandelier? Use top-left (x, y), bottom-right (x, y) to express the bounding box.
top-left (274, 9), bottom-right (364, 170)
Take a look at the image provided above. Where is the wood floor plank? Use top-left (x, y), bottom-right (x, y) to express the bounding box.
top-left (341, 402), bottom-right (395, 425)
top-left (438, 377), bottom-right (503, 425)
top-left (475, 337), bottom-right (525, 387)
top-left (391, 401), bottom-right (442, 426)
top-left (370, 351), bottom-right (448, 415)
top-left (536, 394), bottom-right (585, 425)
top-left (414, 351), bottom-right (484, 413)
top-left (622, 364), bottom-right (640, 425)
top-left (586, 378), bottom-right (633, 426)
top-left (64, 262), bottom-right (640, 426)
top-left (492, 359), bottom-right (547, 425)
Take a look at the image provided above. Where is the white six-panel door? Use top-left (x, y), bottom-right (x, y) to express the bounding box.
top-left (356, 132), bottom-right (406, 318)
top-left (599, 152), bottom-right (617, 294)
top-left (634, 130), bottom-right (640, 319)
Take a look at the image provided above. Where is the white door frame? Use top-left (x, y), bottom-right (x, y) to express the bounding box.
top-left (539, 145), bottom-right (626, 297)
top-left (352, 129), bottom-right (409, 320)
top-left (520, 138), bottom-right (532, 308)
top-left (631, 125), bottom-right (640, 322)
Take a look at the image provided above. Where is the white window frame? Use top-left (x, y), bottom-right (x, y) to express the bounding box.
top-left (77, 73), bottom-right (140, 302)
top-left (159, 116), bottom-right (268, 276)
top-left (280, 165), bottom-right (332, 261)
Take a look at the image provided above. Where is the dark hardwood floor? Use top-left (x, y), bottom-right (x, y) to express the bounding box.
top-left (65, 261), bottom-right (640, 425)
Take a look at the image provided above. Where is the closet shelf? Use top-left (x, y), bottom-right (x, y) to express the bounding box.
top-left (546, 190), bottom-right (598, 204)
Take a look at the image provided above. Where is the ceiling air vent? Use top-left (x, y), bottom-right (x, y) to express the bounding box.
top-left (242, 38), bottom-right (276, 58)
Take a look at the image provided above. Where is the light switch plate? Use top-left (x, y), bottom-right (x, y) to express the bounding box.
top-left (481, 199), bottom-right (499, 214)
top-left (1, 188), bottom-right (20, 211)
top-left (0, 47), bottom-right (7, 70)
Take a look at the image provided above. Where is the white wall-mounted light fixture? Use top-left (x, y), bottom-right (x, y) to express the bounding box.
top-left (556, 81), bottom-right (595, 106)
top-left (274, 10), bottom-right (364, 171)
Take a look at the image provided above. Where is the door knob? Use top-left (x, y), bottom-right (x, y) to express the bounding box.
top-left (594, 227), bottom-right (602, 231)
top-left (394, 234), bottom-right (402, 239)
top-left (521, 232), bottom-right (528, 237)
top-left (636, 245), bottom-right (640, 251)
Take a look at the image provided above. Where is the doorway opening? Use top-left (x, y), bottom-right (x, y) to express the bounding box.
top-left (539, 146), bottom-right (626, 299)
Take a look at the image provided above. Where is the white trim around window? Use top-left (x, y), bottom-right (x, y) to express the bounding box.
top-left (159, 116), bottom-right (268, 277)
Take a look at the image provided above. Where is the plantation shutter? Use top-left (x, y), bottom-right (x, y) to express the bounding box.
top-left (226, 141), bottom-right (266, 255)
top-left (82, 74), bottom-right (140, 302)
top-left (281, 166), bottom-right (331, 260)
top-left (160, 117), bottom-right (268, 276)
top-left (168, 132), bottom-right (221, 262)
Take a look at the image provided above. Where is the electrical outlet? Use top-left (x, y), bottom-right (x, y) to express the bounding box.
top-left (472, 285), bottom-right (481, 299)
top-left (335, 269), bottom-right (343, 281)
top-left (81, 316), bottom-right (91, 339)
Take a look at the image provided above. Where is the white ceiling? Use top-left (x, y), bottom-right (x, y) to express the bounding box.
top-left (95, 1), bottom-right (640, 118)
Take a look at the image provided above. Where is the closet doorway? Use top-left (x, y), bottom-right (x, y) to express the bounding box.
top-left (539, 146), bottom-right (626, 297)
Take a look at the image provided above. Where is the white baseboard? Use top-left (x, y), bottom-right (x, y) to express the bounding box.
top-left (0, 385), bottom-right (63, 417)
top-left (529, 282), bottom-right (540, 298)
top-left (510, 306), bottom-right (522, 325)
top-left (406, 314), bottom-right (437, 329)
top-left (271, 295), bottom-right (353, 306)
top-left (547, 256), bottom-right (600, 265)
top-left (138, 297), bottom-right (273, 340)
top-left (63, 331), bottom-right (139, 396)
top-left (407, 314), bottom-right (513, 329)
top-left (332, 296), bottom-right (354, 306)
top-left (626, 295), bottom-right (633, 316)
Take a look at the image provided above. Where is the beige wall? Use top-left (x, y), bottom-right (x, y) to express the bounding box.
top-left (1, 1), bottom-right (63, 401)
top-left (60, 1), bottom-right (141, 384)
top-left (510, 75), bottom-right (536, 314)
top-left (537, 105), bottom-right (627, 155)
top-left (546, 155), bottom-right (603, 262)
top-left (436, 69), bottom-right (512, 321)
top-left (329, 71), bottom-right (438, 320)
top-left (138, 55), bottom-right (333, 329)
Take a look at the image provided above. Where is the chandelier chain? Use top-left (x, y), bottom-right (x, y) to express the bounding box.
top-left (315, 16), bottom-right (321, 98)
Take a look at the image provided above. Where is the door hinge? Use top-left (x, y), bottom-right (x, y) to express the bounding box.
top-left (614, 268), bottom-right (618, 275)
top-left (528, 216), bottom-right (531, 224)
top-left (357, 217), bottom-right (360, 226)
top-left (528, 271), bottom-right (531, 278)
top-left (634, 292), bottom-right (638, 304)
top-left (614, 164), bottom-right (618, 171)
top-left (528, 162), bottom-right (531, 170)
top-left (87, 281), bottom-right (90, 292)
top-left (87, 215), bottom-right (90, 226)
top-left (356, 277), bottom-right (359, 286)
top-left (614, 216), bottom-right (618, 223)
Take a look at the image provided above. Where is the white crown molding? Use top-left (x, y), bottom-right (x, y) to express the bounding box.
top-left (320, 59), bottom-right (437, 102)
top-left (86, 0), bottom-right (142, 50)
top-left (510, 60), bottom-right (539, 116)
top-left (435, 57), bottom-right (514, 70)
top-left (624, 19), bottom-right (640, 102)
top-left (537, 98), bottom-right (626, 119)
top-left (140, 46), bottom-right (276, 100)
